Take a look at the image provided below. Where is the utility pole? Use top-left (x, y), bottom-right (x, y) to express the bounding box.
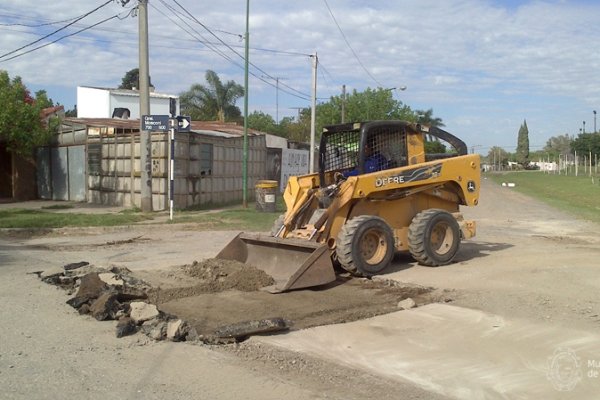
top-left (275, 77), bottom-right (279, 124)
top-left (242, 0), bottom-right (250, 208)
top-left (310, 53), bottom-right (318, 174)
top-left (341, 84), bottom-right (346, 123)
top-left (138, 0), bottom-right (152, 212)
top-left (261, 75), bottom-right (284, 124)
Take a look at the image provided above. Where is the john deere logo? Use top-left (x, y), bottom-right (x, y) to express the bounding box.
top-left (467, 181), bottom-right (476, 192)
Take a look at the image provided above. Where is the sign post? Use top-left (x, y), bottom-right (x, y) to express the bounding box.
top-left (142, 115), bottom-right (190, 219)
top-left (168, 119), bottom-right (176, 221)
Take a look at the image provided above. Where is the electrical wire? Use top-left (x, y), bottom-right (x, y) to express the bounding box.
top-left (0, 0), bottom-right (114, 60)
top-left (322, 0), bottom-right (383, 87)
top-left (0, 16), bottom-right (80, 28)
top-left (0, 14), bottom-right (121, 63)
top-left (169, 0), bottom-right (312, 99)
top-left (158, 0), bottom-right (312, 101)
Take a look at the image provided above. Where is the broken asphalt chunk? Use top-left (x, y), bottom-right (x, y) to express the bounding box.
top-left (63, 261), bottom-right (90, 271)
top-left (214, 317), bottom-right (289, 339)
top-left (115, 317), bottom-right (137, 338)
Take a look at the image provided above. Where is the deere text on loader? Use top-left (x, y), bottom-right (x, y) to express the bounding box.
top-left (217, 121), bottom-right (480, 293)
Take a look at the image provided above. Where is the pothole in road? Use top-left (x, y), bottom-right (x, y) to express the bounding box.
top-left (39, 258), bottom-right (451, 343)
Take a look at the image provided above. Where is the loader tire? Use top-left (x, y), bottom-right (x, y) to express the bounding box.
top-left (270, 214), bottom-right (286, 237)
top-left (336, 215), bottom-right (395, 276)
top-left (408, 209), bottom-right (460, 266)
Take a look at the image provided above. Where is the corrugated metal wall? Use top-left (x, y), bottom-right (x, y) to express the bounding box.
top-left (36, 146), bottom-right (86, 201)
top-left (84, 130), bottom-right (266, 210)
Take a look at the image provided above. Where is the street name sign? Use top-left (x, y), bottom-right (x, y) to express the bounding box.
top-left (141, 115), bottom-right (169, 131)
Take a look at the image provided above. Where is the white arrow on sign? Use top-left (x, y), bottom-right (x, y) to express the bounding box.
top-left (179, 118), bottom-right (190, 129)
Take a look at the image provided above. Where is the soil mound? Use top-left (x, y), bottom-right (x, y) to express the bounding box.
top-left (147, 259), bottom-right (274, 303)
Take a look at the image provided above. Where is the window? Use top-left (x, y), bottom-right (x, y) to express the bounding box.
top-left (88, 143), bottom-right (102, 175)
top-left (200, 143), bottom-right (213, 175)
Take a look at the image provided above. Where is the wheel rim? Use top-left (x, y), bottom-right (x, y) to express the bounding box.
top-left (360, 228), bottom-right (388, 265)
top-left (430, 221), bottom-right (455, 256)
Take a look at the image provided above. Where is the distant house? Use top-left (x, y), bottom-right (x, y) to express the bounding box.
top-left (76, 86), bottom-right (180, 119)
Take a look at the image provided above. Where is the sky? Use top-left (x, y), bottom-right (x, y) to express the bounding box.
top-left (1, 0), bottom-right (600, 155)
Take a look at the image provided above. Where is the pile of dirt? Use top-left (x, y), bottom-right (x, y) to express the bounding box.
top-left (182, 259), bottom-right (274, 291)
top-left (146, 259), bottom-right (274, 303)
top-left (38, 257), bottom-right (447, 344)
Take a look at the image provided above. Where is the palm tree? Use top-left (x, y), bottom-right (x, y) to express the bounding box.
top-left (180, 70), bottom-right (244, 122)
top-left (415, 108), bottom-right (444, 142)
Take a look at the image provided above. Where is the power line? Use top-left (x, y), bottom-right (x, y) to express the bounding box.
top-left (169, 0), bottom-right (311, 99)
top-left (0, 0), bottom-right (113, 60)
top-left (0, 14), bottom-right (122, 63)
top-left (152, 0), bottom-right (239, 69)
top-left (0, 11), bottom-right (311, 58)
top-left (162, 0), bottom-right (312, 101)
top-left (0, 16), bottom-right (80, 28)
top-left (321, 0), bottom-right (383, 87)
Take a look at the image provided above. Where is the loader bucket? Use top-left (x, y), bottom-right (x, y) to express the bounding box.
top-left (216, 233), bottom-right (336, 293)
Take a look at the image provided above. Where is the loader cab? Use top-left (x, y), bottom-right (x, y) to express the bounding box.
top-left (319, 121), bottom-right (413, 185)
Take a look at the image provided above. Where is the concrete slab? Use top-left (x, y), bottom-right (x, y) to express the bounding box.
top-left (254, 304), bottom-right (600, 399)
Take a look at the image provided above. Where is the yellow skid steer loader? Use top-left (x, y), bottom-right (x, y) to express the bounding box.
top-left (217, 121), bottom-right (480, 293)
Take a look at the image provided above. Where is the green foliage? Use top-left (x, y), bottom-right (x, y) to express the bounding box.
top-left (424, 140), bottom-right (447, 153)
top-left (0, 70), bottom-right (53, 155)
top-left (180, 70), bottom-right (244, 122)
top-left (173, 207), bottom-right (281, 232)
top-left (248, 87), bottom-right (442, 146)
top-left (0, 208), bottom-right (151, 228)
top-left (65, 105), bottom-right (77, 117)
top-left (247, 111), bottom-right (279, 135)
top-left (485, 146), bottom-right (510, 166)
top-left (544, 133), bottom-right (571, 157)
top-left (310, 87), bottom-right (416, 143)
top-left (415, 108), bottom-right (444, 127)
top-left (34, 90), bottom-right (54, 109)
top-left (571, 133), bottom-right (600, 162)
top-left (516, 120), bottom-right (530, 165)
top-left (487, 172), bottom-right (600, 224)
top-left (118, 68), bottom-right (152, 90)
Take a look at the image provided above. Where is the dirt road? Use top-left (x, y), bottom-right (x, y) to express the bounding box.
top-left (1, 178), bottom-right (599, 399)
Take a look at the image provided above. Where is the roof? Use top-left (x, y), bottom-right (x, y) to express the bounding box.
top-left (61, 118), bottom-right (263, 137)
top-left (190, 121), bottom-right (262, 136)
top-left (41, 105), bottom-right (65, 118)
top-left (78, 86), bottom-right (178, 99)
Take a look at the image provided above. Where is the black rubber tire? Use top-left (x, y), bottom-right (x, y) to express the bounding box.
top-left (270, 214), bottom-right (286, 237)
top-left (408, 209), bottom-right (460, 266)
top-left (336, 215), bottom-right (395, 276)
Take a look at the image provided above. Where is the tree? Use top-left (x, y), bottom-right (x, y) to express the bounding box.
top-left (424, 141), bottom-right (447, 154)
top-left (0, 70), bottom-right (53, 155)
top-left (516, 120), bottom-right (530, 165)
top-left (118, 68), bottom-right (152, 90)
top-left (543, 134), bottom-right (571, 157)
top-left (247, 111), bottom-right (280, 135)
top-left (306, 87), bottom-right (415, 143)
top-left (486, 146), bottom-right (510, 168)
top-left (34, 90), bottom-right (54, 109)
top-left (571, 133), bottom-right (600, 164)
top-left (65, 105), bottom-right (77, 117)
top-left (415, 108), bottom-right (444, 128)
top-left (180, 70), bottom-right (244, 122)
top-left (416, 108), bottom-right (445, 144)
